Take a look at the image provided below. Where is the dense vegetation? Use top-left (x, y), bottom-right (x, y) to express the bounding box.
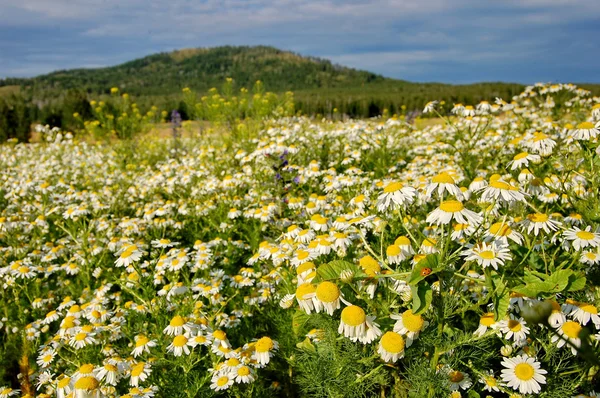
top-left (1, 45), bottom-right (600, 141)
top-left (1, 83), bottom-right (599, 397)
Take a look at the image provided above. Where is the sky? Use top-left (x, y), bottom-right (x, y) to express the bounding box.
top-left (0, 0), bottom-right (599, 84)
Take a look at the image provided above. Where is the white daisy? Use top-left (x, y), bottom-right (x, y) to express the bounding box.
top-left (500, 355), bottom-right (547, 394)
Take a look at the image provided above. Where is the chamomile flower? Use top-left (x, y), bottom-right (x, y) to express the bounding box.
top-left (376, 182), bottom-right (417, 211)
top-left (500, 355), bottom-right (547, 394)
top-left (314, 281), bottom-right (341, 315)
top-left (551, 320), bottom-right (582, 354)
top-left (115, 244), bottom-right (143, 268)
top-left (523, 213), bottom-right (561, 236)
top-left (508, 152), bottom-right (541, 170)
top-left (498, 316), bottom-right (529, 345)
top-left (210, 373), bottom-right (234, 391)
top-left (95, 363), bottom-right (120, 386)
top-left (570, 121), bottom-right (600, 141)
top-left (391, 309), bottom-right (428, 347)
top-left (129, 362), bottom-right (152, 387)
top-left (425, 172), bottom-right (463, 199)
top-left (446, 368), bottom-right (472, 391)
top-left (231, 365), bottom-right (255, 383)
top-left (73, 377), bottom-right (101, 397)
top-left (479, 179), bottom-right (526, 204)
top-left (485, 222), bottom-right (523, 245)
top-left (163, 315), bottom-right (189, 336)
top-left (167, 335), bottom-right (191, 356)
top-left (252, 336), bottom-right (278, 365)
top-left (473, 313), bottom-right (497, 337)
top-left (479, 371), bottom-right (502, 392)
top-left (377, 331), bottom-right (405, 362)
top-left (564, 300), bottom-right (600, 327)
top-left (131, 335), bottom-right (157, 357)
top-left (463, 242), bottom-right (512, 270)
top-left (563, 227), bottom-right (600, 251)
top-left (426, 200), bottom-right (482, 226)
top-left (338, 305), bottom-right (368, 339)
top-left (0, 388), bottom-right (19, 398)
top-left (295, 283), bottom-right (317, 313)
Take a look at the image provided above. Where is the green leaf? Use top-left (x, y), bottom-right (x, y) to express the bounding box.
top-left (292, 310), bottom-right (310, 335)
top-left (523, 269), bottom-right (544, 284)
top-left (492, 278), bottom-right (510, 321)
top-left (565, 273), bottom-right (586, 291)
top-left (546, 269), bottom-right (572, 291)
top-left (408, 254), bottom-right (440, 286)
top-left (467, 390), bottom-right (481, 398)
top-left (296, 337), bottom-right (316, 353)
top-left (316, 260), bottom-right (360, 281)
top-left (511, 281), bottom-right (556, 297)
top-left (410, 281), bottom-right (432, 315)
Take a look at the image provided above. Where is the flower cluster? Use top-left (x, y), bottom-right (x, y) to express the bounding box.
top-left (1, 82), bottom-right (599, 396)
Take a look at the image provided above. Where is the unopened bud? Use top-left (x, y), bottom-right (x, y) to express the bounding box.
top-left (500, 345), bottom-right (513, 357)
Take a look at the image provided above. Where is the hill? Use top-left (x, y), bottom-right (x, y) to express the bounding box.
top-left (0, 46), bottom-right (388, 96)
top-left (1, 45), bottom-right (599, 123)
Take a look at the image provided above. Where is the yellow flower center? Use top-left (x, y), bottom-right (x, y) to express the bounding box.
top-left (316, 282), bottom-right (340, 303)
top-left (432, 172), bottom-right (455, 184)
top-left (514, 152), bottom-right (529, 160)
top-left (514, 363), bottom-right (534, 381)
top-left (439, 200), bottom-right (464, 213)
top-left (226, 358), bottom-right (240, 367)
top-left (297, 250), bottom-right (309, 260)
top-left (387, 245), bottom-right (401, 256)
top-left (296, 262), bottom-right (315, 275)
top-left (383, 182), bottom-right (404, 193)
top-left (57, 377), bottom-right (71, 388)
top-left (359, 255), bottom-right (381, 276)
top-left (561, 321), bottom-right (582, 339)
top-left (508, 319), bottom-right (522, 332)
top-left (577, 121), bottom-right (595, 129)
top-left (255, 337), bottom-right (274, 353)
top-left (380, 331), bottom-right (405, 353)
top-left (528, 213), bottom-right (548, 223)
top-left (75, 332), bottom-right (88, 341)
top-left (489, 222), bottom-right (511, 236)
top-left (170, 316), bottom-right (185, 327)
top-left (484, 376), bottom-right (497, 387)
top-left (489, 180), bottom-right (511, 190)
top-left (130, 362), bottom-right (146, 377)
top-left (576, 231), bottom-right (595, 240)
top-left (213, 330), bottom-right (226, 340)
top-left (104, 364), bottom-right (118, 372)
top-left (402, 310), bottom-right (425, 332)
top-left (237, 366), bottom-right (251, 376)
top-left (173, 335), bottom-right (188, 347)
top-left (478, 250), bottom-right (495, 260)
top-left (578, 303), bottom-right (598, 314)
top-left (448, 371), bottom-right (464, 383)
top-left (341, 305), bottom-right (366, 327)
top-left (217, 376), bottom-right (230, 386)
top-left (395, 236), bottom-right (411, 246)
top-left (296, 283), bottom-right (316, 299)
top-left (480, 313), bottom-right (495, 326)
top-left (74, 376), bottom-right (99, 391)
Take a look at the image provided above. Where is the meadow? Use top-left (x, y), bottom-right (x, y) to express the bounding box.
top-left (0, 82), bottom-right (599, 397)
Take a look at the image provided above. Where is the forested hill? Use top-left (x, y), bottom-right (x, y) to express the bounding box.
top-left (2, 45), bottom-right (599, 121)
top-left (0, 46), bottom-right (388, 96)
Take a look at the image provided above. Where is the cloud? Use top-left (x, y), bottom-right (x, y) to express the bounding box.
top-left (0, 0), bottom-right (599, 83)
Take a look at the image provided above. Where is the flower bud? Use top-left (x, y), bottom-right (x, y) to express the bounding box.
top-left (500, 344), bottom-right (513, 357)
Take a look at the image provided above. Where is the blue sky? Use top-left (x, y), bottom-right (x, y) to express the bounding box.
top-left (1, 0), bottom-right (599, 83)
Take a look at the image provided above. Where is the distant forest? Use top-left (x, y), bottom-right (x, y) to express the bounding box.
top-left (1, 45), bottom-right (599, 141)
